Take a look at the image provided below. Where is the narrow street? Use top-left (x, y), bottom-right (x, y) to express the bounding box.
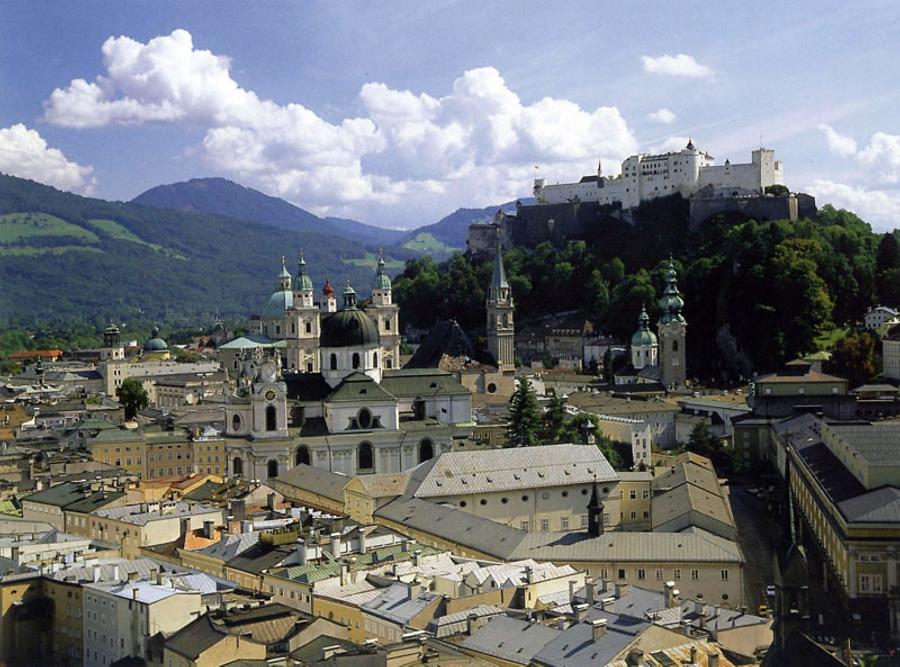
top-left (727, 481), bottom-right (779, 612)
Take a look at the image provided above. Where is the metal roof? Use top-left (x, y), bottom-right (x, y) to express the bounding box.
top-left (414, 444), bottom-right (617, 498)
top-left (461, 615), bottom-right (560, 665)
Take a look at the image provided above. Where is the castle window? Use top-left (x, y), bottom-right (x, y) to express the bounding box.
top-left (266, 405), bottom-right (277, 432)
top-left (385, 320), bottom-right (391, 331)
top-left (673, 340), bottom-right (679, 352)
top-left (267, 459), bottom-right (279, 479)
top-left (352, 353), bottom-right (361, 369)
top-left (330, 353), bottom-right (337, 370)
top-left (373, 352), bottom-right (378, 368)
top-left (306, 322), bottom-right (311, 334)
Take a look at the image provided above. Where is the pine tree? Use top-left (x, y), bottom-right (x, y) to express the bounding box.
top-left (541, 391), bottom-right (568, 444)
top-left (506, 379), bottom-right (542, 447)
top-left (117, 378), bottom-right (149, 420)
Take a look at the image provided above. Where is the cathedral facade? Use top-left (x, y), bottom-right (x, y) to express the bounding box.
top-left (222, 253), bottom-right (473, 481)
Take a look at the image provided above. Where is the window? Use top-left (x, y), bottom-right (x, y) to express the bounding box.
top-left (691, 569), bottom-right (699, 580)
top-left (720, 569), bottom-right (729, 581)
top-left (637, 569), bottom-right (646, 580)
top-left (642, 490), bottom-right (650, 500)
top-left (629, 489), bottom-right (637, 500)
top-left (373, 352), bottom-right (378, 368)
top-left (459, 501), bottom-right (467, 508)
top-left (520, 520), bottom-right (529, 530)
top-left (581, 514), bottom-right (588, 528)
top-left (860, 574), bottom-right (883, 593)
top-left (305, 322), bottom-right (312, 334)
top-left (560, 517), bottom-right (569, 530)
top-left (540, 518), bottom-right (550, 532)
top-left (352, 353), bottom-right (361, 369)
top-left (295, 446), bottom-right (310, 466)
top-left (479, 499), bottom-right (487, 506)
top-left (385, 320), bottom-right (391, 331)
top-left (522, 495), bottom-right (529, 502)
top-left (418, 439), bottom-right (434, 463)
top-left (267, 459), bottom-right (279, 479)
top-left (617, 568), bottom-right (625, 579)
top-left (357, 408), bottom-right (373, 430)
top-left (656, 569), bottom-right (663, 580)
top-left (358, 442), bottom-right (374, 471)
top-left (674, 569), bottom-right (681, 580)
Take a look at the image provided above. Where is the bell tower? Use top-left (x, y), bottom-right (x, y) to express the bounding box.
top-left (365, 250), bottom-right (401, 370)
top-left (657, 258), bottom-right (687, 390)
top-left (285, 250), bottom-right (321, 373)
top-left (486, 231), bottom-right (515, 372)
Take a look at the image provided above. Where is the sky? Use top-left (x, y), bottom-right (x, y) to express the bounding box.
top-left (2, 1), bottom-right (900, 231)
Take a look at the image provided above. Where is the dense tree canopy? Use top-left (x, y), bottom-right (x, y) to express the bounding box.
top-left (394, 203), bottom-right (889, 380)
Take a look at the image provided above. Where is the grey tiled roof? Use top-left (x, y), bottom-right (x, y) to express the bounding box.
top-left (361, 581), bottom-right (439, 625)
top-left (828, 422), bottom-right (900, 466)
top-left (533, 609), bottom-right (649, 667)
top-left (272, 463), bottom-right (348, 503)
top-left (838, 486), bottom-right (900, 523)
top-left (414, 444), bottom-right (617, 498)
top-left (461, 615), bottom-right (560, 665)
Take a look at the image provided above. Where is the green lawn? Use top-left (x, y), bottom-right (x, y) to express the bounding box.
top-left (0, 212), bottom-right (99, 243)
top-left (342, 252), bottom-right (405, 271)
top-left (87, 219), bottom-right (186, 259)
top-left (814, 325), bottom-right (849, 351)
top-left (402, 232), bottom-right (455, 253)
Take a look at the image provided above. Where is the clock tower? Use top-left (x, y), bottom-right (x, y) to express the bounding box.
top-left (249, 358), bottom-right (289, 439)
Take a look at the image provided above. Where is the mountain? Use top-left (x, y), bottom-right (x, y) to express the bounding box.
top-left (401, 199), bottom-right (534, 249)
top-left (0, 174), bottom-right (391, 324)
top-left (133, 177), bottom-right (405, 247)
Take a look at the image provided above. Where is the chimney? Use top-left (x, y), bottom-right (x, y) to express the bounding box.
top-left (112, 565), bottom-right (120, 581)
top-left (92, 563), bottom-right (101, 583)
top-left (266, 492), bottom-right (276, 511)
top-left (241, 519), bottom-right (253, 534)
top-left (627, 648), bottom-right (645, 666)
top-left (359, 526), bottom-right (368, 555)
top-left (227, 517), bottom-right (241, 535)
top-left (132, 587), bottom-right (139, 600)
top-left (569, 579), bottom-right (577, 603)
top-left (297, 539), bottom-right (308, 566)
top-left (585, 577), bottom-right (594, 605)
top-left (588, 618), bottom-right (607, 641)
top-left (556, 617), bottom-right (568, 630)
top-left (330, 532), bottom-right (341, 558)
top-left (127, 570), bottom-right (139, 582)
top-left (203, 520), bottom-right (214, 539)
top-left (690, 646), bottom-right (698, 665)
top-left (614, 581), bottom-right (629, 598)
top-left (466, 613), bottom-right (478, 636)
top-left (694, 598), bottom-right (705, 616)
top-left (180, 517), bottom-right (191, 538)
top-left (412, 549), bottom-right (422, 567)
top-left (525, 566), bottom-right (535, 584)
top-left (573, 603), bottom-right (589, 622)
top-left (232, 499), bottom-right (246, 520)
top-left (709, 652), bottom-right (720, 667)
top-left (664, 581), bottom-right (679, 608)
top-left (340, 562), bottom-right (350, 586)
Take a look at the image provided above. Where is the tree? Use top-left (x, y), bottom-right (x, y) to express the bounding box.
top-left (588, 356), bottom-right (599, 376)
top-left (174, 347), bottom-right (200, 363)
top-left (506, 379), bottom-right (542, 447)
top-left (564, 412), bottom-right (624, 468)
top-left (541, 391), bottom-right (568, 444)
top-left (765, 184), bottom-right (790, 197)
top-left (602, 348), bottom-right (614, 384)
top-left (585, 269), bottom-right (610, 326)
top-left (826, 331), bottom-right (879, 388)
top-left (117, 378), bottom-right (149, 419)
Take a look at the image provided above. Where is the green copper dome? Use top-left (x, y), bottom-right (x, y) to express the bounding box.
top-left (373, 253), bottom-right (392, 291)
top-left (295, 251), bottom-right (314, 292)
top-left (321, 282), bottom-right (379, 347)
top-left (263, 289), bottom-right (293, 317)
top-left (630, 306), bottom-right (658, 347)
top-left (143, 327), bottom-right (168, 352)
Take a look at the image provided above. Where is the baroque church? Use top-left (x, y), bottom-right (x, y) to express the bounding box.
top-left (615, 259), bottom-right (688, 390)
top-left (220, 252), bottom-right (479, 481)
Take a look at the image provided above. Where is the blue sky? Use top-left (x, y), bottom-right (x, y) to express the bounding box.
top-left (1, 1), bottom-right (900, 230)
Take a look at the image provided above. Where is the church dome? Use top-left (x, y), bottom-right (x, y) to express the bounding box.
top-left (320, 283), bottom-right (378, 347)
top-left (373, 253), bottom-right (391, 291)
top-left (295, 252), bottom-right (314, 292)
top-left (263, 289), bottom-right (293, 318)
top-left (144, 327), bottom-right (168, 352)
top-left (631, 328), bottom-right (658, 347)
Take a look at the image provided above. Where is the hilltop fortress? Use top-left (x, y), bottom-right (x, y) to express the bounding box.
top-left (468, 140), bottom-right (815, 256)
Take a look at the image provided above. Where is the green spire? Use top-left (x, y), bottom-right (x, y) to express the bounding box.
top-left (631, 303), bottom-right (658, 347)
top-left (490, 230), bottom-right (509, 294)
top-left (373, 248), bottom-right (391, 291)
top-left (295, 250), bottom-right (314, 291)
top-left (658, 257), bottom-right (685, 324)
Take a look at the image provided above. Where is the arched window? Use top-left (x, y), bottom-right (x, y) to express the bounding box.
top-left (232, 457), bottom-right (243, 477)
top-left (352, 353), bottom-right (361, 369)
top-left (502, 313), bottom-right (509, 327)
top-left (358, 442), bottom-right (374, 471)
top-left (330, 353), bottom-right (337, 370)
top-left (232, 414), bottom-right (242, 432)
top-left (373, 352), bottom-right (378, 368)
top-left (357, 408), bottom-right (373, 430)
top-left (267, 459), bottom-right (279, 479)
top-left (266, 405), bottom-right (277, 432)
top-left (295, 446), bottom-right (310, 466)
top-left (418, 439), bottom-right (434, 463)
top-left (673, 340), bottom-right (679, 352)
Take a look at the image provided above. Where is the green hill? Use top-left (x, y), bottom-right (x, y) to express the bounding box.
top-left (0, 173), bottom-right (394, 325)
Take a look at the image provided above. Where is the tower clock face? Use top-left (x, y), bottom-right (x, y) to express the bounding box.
top-left (265, 389), bottom-right (277, 401)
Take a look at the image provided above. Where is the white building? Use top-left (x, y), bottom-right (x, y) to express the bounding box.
top-left (82, 579), bottom-right (203, 667)
top-left (884, 326), bottom-right (900, 381)
top-left (534, 141), bottom-right (784, 209)
top-left (592, 414), bottom-right (653, 468)
top-left (864, 305), bottom-right (899, 330)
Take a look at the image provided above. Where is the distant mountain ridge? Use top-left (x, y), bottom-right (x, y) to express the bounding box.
top-left (0, 174), bottom-right (385, 323)
top-left (133, 177), bottom-right (406, 247)
top-left (402, 199), bottom-right (532, 248)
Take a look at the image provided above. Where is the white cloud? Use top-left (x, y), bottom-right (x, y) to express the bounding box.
top-left (44, 29), bottom-right (638, 226)
top-left (647, 108), bottom-right (677, 124)
top-left (641, 54), bottom-right (713, 79)
top-left (806, 179), bottom-right (900, 232)
top-left (0, 124), bottom-right (95, 194)
top-left (647, 136), bottom-right (691, 154)
top-left (818, 124), bottom-right (858, 158)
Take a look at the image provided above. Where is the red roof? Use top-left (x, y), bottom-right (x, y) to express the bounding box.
top-left (8, 349), bottom-right (64, 360)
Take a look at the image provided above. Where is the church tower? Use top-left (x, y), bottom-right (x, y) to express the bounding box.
top-left (365, 250), bottom-right (401, 370)
top-left (587, 479), bottom-right (605, 537)
top-left (99, 322), bottom-right (127, 396)
top-left (285, 251), bottom-right (321, 373)
top-left (486, 233), bottom-right (515, 372)
top-left (630, 305), bottom-right (658, 370)
top-left (657, 258), bottom-right (687, 390)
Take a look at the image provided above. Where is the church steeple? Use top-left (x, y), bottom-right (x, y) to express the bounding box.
top-left (657, 256), bottom-right (687, 390)
top-left (342, 280), bottom-right (358, 309)
top-left (486, 229), bottom-right (515, 372)
top-left (277, 255), bottom-right (292, 291)
top-left (658, 258), bottom-right (685, 324)
top-left (295, 250), bottom-right (314, 293)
